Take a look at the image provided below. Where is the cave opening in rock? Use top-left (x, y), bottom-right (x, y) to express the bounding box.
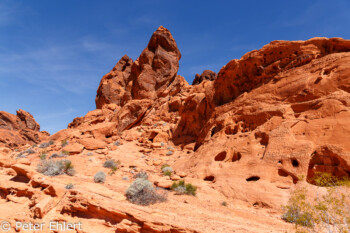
top-left (291, 158), bottom-right (299, 167)
top-left (214, 151), bottom-right (227, 161)
top-left (232, 152), bottom-right (242, 162)
top-left (204, 176), bottom-right (215, 182)
top-left (246, 176), bottom-right (260, 182)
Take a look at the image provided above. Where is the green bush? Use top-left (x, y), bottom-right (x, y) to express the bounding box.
top-left (171, 180), bottom-right (197, 196)
top-left (162, 166), bottom-right (173, 177)
top-left (282, 172), bottom-right (350, 232)
top-left (61, 139), bottom-right (69, 147)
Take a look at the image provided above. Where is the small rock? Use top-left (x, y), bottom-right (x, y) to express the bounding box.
top-left (176, 171), bottom-right (187, 178)
top-left (153, 160), bottom-right (162, 166)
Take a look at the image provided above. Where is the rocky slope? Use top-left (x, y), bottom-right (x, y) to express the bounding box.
top-left (0, 109), bottom-right (49, 149)
top-left (1, 26), bottom-right (350, 232)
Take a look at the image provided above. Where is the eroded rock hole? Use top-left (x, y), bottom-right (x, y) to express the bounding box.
top-left (232, 152), bottom-right (242, 162)
top-left (291, 158), bottom-right (299, 167)
top-left (307, 147), bottom-right (350, 184)
top-left (278, 169), bottom-right (288, 177)
top-left (246, 176), bottom-right (260, 182)
top-left (204, 176), bottom-right (215, 182)
top-left (214, 151), bottom-right (227, 161)
top-left (278, 169), bottom-right (299, 184)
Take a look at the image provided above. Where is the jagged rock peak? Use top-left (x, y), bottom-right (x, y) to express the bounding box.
top-left (131, 26), bottom-right (181, 100)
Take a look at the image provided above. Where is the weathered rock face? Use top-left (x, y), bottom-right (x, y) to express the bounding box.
top-left (4, 27), bottom-right (350, 233)
top-left (95, 55), bottom-right (133, 109)
top-left (213, 38), bottom-right (350, 106)
top-left (59, 28), bottom-right (350, 213)
top-left (192, 70), bottom-right (217, 85)
top-left (130, 26), bottom-right (181, 100)
top-left (67, 26), bottom-right (187, 141)
top-left (0, 109), bottom-right (48, 148)
top-left (172, 38), bottom-right (350, 208)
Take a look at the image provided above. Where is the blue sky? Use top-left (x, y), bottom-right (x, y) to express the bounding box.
top-left (1, 0), bottom-right (350, 134)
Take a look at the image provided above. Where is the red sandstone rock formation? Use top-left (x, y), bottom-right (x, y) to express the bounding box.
top-left (192, 70), bottom-right (217, 85)
top-left (0, 109), bottom-right (48, 148)
top-left (95, 55), bottom-right (133, 108)
top-left (3, 27), bottom-right (350, 232)
top-left (130, 26), bottom-right (181, 100)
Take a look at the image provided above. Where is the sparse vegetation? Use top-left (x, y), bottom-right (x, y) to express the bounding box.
top-left (87, 152), bottom-right (93, 156)
top-left (171, 180), bottom-right (197, 196)
top-left (61, 139), bottom-right (69, 147)
top-left (61, 150), bottom-right (69, 156)
top-left (37, 159), bottom-right (76, 176)
top-left (166, 151), bottom-right (173, 156)
top-left (114, 141), bottom-right (121, 146)
top-left (65, 183), bottom-right (74, 189)
top-left (221, 201), bottom-right (228, 207)
top-left (134, 171), bottom-right (148, 180)
top-left (25, 148), bottom-right (35, 154)
top-left (282, 172), bottom-right (350, 232)
top-left (39, 140), bottom-right (54, 148)
top-left (39, 152), bottom-right (47, 160)
top-left (94, 171), bottom-right (106, 183)
top-left (103, 159), bottom-right (118, 169)
top-left (103, 159), bottom-right (120, 175)
top-left (126, 178), bottom-right (167, 205)
top-left (49, 152), bottom-right (67, 159)
top-left (161, 164), bottom-right (170, 169)
top-left (16, 148), bottom-right (36, 159)
top-left (162, 166), bottom-right (173, 177)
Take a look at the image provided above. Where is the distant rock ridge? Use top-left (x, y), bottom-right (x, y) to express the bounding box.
top-left (0, 109), bottom-right (48, 148)
top-left (192, 70), bottom-right (217, 85)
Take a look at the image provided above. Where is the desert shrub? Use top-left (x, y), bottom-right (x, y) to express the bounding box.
top-left (161, 164), bottom-right (170, 169)
top-left (37, 159), bottom-right (76, 176)
top-left (25, 148), bottom-right (35, 154)
top-left (40, 152), bottom-right (47, 160)
top-left (61, 139), bottom-right (69, 147)
top-left (162, 166), bottom-right (173, 177)
top-left (16, 148), bottom-right (36, 159)
top-left (114, 141), bottom-right (121, 146)
top-left (94, 171), bottom-right (106, 183)
top-left (61, 150), bottom-right (69, 156)
top-left (134, 171), bottom-right (148, 180)
top-left (65, 183), bottom-right (74, 189)
top-left (221, 201), bottom-right (228, 207)
top-left (49, 152), bottom-right (66, 159)
top-left (282, 172), bottom-right (350, 232)
top-left (126, 178), bottom-right (167, 205)
top-left (87, 152), bottom-right (93, 156)
top-left (16, 154), bottom-right (27, 159)
top-left (39, 140), bottom-right (54, 148)
top-left (166, 151), bottom-right (173, 156)
top-left (171, 180), bottom-right (197, 196)
top-left (103, 159), bottom-right (118, 169)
